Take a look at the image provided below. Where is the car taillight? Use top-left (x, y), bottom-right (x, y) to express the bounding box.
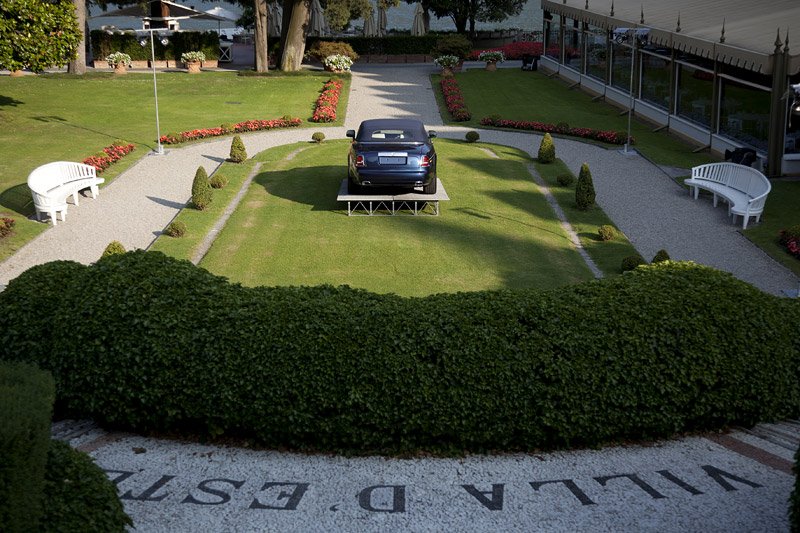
top-left (420, 155), bottom-right (431, 167)
top-left (355, 155), bottom-right (366, 167)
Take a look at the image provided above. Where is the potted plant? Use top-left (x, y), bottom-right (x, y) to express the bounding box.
top-left (478, 50), bottom-right (505, 71)
top-left (322, 54), bottom-right (353, 73)
top-left (433, 55), bottom-right (460, 76)
top-left (106, 52), bottom-right (132, 74)
top-left (432, 34), bottom-right (472, 72)
top-left (181, 51), bottom-right (205, 74)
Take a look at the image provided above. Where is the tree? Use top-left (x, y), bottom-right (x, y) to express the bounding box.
top-left (68, 0), bottom-right (87, 74)
top-left (253, 0), bottom-right (269, 72)
top-left (0, 0), bottom-right (81, 73)
top-left (427, 0), bottom-right (525, 35)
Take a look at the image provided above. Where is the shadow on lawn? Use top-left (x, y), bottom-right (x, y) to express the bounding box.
top-left (0, 183), bottom-right (34, 216)
top-left (253, 164), bottom-right (345, 211)
top-left (0, 95), bottom-right (23, 107)
top-left (30, 115), bottom-right (124, 143)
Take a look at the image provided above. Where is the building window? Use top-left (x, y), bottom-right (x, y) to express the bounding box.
top-left (676, 63), bottom-right (713, 127)
top-left (564, 19), bottom-right (582, 70)
top-left (585, 25), bottom-right (606, 81)
top-left (610, 42), bottom-right (632, 92)
top-left (640, 51), bottom-right (671, 110)
top-left (546, 19), bottom-right (561, 60)
top-left (718, 77), bottom-right (770, 153)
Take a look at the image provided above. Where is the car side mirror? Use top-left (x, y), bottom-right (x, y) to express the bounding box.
top-left (346, 130), bottom-right (355, 138)
top-left (428, 131), bottom-right (437, 138)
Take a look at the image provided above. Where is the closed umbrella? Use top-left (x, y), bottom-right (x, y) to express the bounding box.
top-left (377, 4), bottom-right (387, 36)
top-left (268, 1), bottom-right (282, 37)
top-left (411, 3), bottom-right (425, 36)
top-left (203, 6), bottom-right (238, 35)
top-left (308, 0), bottom-right (327, 36)
top-left (363, 9), bottom-right (377, 37)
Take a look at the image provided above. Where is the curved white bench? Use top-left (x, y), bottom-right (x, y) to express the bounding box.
top-left (684, 162), bottom-right (770, 229)
top-left (27, 162), bottom-right (105, 226)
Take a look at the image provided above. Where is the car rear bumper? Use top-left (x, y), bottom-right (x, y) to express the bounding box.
top-left (351, 169), bottom-right (435, 187)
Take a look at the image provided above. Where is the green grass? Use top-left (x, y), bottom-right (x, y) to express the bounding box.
top-left (743, 180), bottom-right (800, 277)
top-left (436, 70), bottom-right (718, 169)
top-left (0, 71), bottom-right (349, 259)
top-left (534, 159), bottom-right (641, 275)
top-left (199, 139), bottom-right (595, 296)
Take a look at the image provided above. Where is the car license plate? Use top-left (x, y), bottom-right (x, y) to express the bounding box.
top-left (378, 152), bottom-right (407, 165)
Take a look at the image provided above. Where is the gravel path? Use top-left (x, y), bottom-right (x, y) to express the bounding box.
top-left (1, 63), bottom-right (797, 296)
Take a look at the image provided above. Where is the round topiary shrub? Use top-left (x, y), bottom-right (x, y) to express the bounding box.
top-left (191, 166), bottom-right (212, 210)
top-left (312, 132), bottom-right (325, 143)
top-left (432, 34), bottom-right (473, 60)
top-left (209, 174), bottom-right (228, 189)
top-left (100, 241), bottom-right (125, 259)
top-left (307, 41), bottom-right (359, 62)
top-left (164, 221), bottom-right (187, 238)
top-left (575, 162), bottom-right (596, 211)
top-left (598, 225), bottom-right (616, 241)
top-left (537, 133), bottom-right (556, 163)
top-left (652, 249), bottom-right (671, 263)
top-left (229, 135), bottom-right (247, 163)
top-left (556, 121), bottom-right (570, 134)
top-left (465, 131), bottom-right (480, 143)
top-left (556, 173), bottom-right (574, 187)
top-left (621, 254), bottom-right (646, 272)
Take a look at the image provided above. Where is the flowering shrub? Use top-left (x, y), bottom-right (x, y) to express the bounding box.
top-left (0, 217), bottom-right (15, 239)
top-left (468, 41), bottom-right (543, 60)
top-left (480, 116), bottom-right (630, 145)
top-left (310, 79), bottom-right (343, 123)
top-left (440, 77), bottom-right (471, 121)
top-left (160, 117), bottom-right (302, 144)
top-left (434, 55), bottom-right (460, 68)
top-left (105, 52), bottom-right (131, 67)
top-left (82, 142), bottom-right (136, 173)
top-left (181, 51), bottom-right (206, 63)
top-left (478, 50), bottom-right (505, 63)
top-left (322, 54), bottom-right (353, 72)
top-left (779, 225), bottom-right (800, 260)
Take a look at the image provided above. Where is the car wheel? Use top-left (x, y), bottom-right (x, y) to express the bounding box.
top-left (422, 178), bottom-right (437, 194)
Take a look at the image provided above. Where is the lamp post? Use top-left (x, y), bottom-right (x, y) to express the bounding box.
top-left (140, 30), bottom-right (169, 155)
top-left (623, 27), bottom-right (636, 155)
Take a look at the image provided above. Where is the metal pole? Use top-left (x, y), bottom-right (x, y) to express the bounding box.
top-left (150, 28), bottom-right (164, 155)
top-left (624, 28), bottom-right (634, 154)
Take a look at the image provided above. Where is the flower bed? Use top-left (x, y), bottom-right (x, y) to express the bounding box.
top-left (82, 142), bottom-right (136, 173)
top-left (440, 77), bottom-right (471, 121)
top-left (468, 41), bottom-right (543, 60)
top-left (160, 117), bottom-right (303, 144)
top-left (480, 116), bottom-right (629, 145)
top-left (779, 226), bottom-right (800, 260)
top-left (310, 79), bottom-right (344, 123)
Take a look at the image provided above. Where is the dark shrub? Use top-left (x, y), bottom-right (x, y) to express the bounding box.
top-left (556, 121), bottom-right (570, 133)
top-left (165, 221), bottom-right (187, 237)
top-left (432, 34), bottom-right (472, 59)
top-left (556, 173), bottom-right (574, 187)
top-left (312, 132), bottom-right (326, 143)
top-left (652, 249), bottom-right (671, 263)
top-left (621, 254), bottom-right (646, 272)
top-left (1, 253), bottom-right (799, 456)
top-left (191, 166), bottom-right (212, 210)
top-left (307, 41), bottom-right (359, 61)
top-left (229, 135), bottom-right (247, 163)
top-left (598, 225), bottom-right (616, 241)
top-left (465, 131), bottom-right (480, 143)
top-left (0, 217), bottom-right (15, 239)
top-left (100, 241), bottom-right (125, 258)
top-left (40, 440), bottom-right (132, 532)
top-left (575, 162), bottom-right (596, 210)
top-left (0, 362), bottom-right (54, 532)
top-left (537, 133), bottom-right (555, 163)
top-left (209, 174), bottom-right (229, 189)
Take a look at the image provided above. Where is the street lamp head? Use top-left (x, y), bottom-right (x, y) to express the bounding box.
top-left (140, 39), bottom-right (148, 47)
top-left (161, 38), bottom-right (169, 46)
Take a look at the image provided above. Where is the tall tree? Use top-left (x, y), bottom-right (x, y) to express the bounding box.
top-left (427, 0), bottom-right (524, 34)
top-left (68, 0), bottom-right (87, 74)
top-left (253, 0), bottom-right (269, 72)
top-left (0, 0), bottom-right (81, 73)
top-left (279, 0), bottom-right (308, 71)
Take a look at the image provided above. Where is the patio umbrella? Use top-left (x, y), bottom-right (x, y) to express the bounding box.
top-left (268, 1), bottom-right (282, 37)
top-left (93, 0), bottom-right (226, 29)
top-left (411, 3), bottom-right (425, 36)
top-left (308, 0), bottom-right (327, 36)
top-left (363, 9), bottom-right (377, 37)
top-left (203, 6), bottom-right (239, 35)
top-left (377, 4), bottom-right (387, 36)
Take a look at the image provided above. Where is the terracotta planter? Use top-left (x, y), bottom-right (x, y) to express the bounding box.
top-left (441, 66), bottom-right (454, 77)
top-left (202, 59), bottom-right (218, 69)
top-left (113, 63), bottom-right (128, 75)
top-left (186, 61), bottom-right (201, 74)
top-left (129, 60), bottom-right (149, 70)
top-left (9, 70), bottom-right (24, 77)
top-left (485, 61), bottom-right (497, 71)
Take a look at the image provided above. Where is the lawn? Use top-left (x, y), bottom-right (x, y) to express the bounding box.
top-left (743, 179), bottom-right (800, 277)
top-left (0, 71), bottom-right (349, 261)
top-left (438, 69), bottom-right (718, 169)
top-left (197, 139), bottom-right (596, 296)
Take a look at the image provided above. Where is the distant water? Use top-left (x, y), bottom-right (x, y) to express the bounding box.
top-left (89, 1), bottom-right (543, 33)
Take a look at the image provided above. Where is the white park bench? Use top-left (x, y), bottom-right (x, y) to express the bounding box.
top-left (684, 162), bottom-right (771, 230)
top-left (27, 162), bottom-right (105, 225)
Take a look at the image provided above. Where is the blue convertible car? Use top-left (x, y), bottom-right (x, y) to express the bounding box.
top-left (346, 119), bottom-right (438, 194)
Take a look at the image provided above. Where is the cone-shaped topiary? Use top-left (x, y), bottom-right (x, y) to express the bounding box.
top-left (191, 166), bottom-right (212, 210)
top-left (575, 162), bottom-right (596, 211)
top-left (652, 249), bottom-right (671, 263)
top-left (229, 135), bottom-right (247, 163)
top-left (537, 133), bottom-right (556, 163)
top-left (101, 241), bottom-right (125, 259)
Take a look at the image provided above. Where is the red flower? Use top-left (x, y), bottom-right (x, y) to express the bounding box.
top-left (82, 142), bottom-right (136, 173)
top-left (480, 116), bottom-right (630, 145)
top-left (440, 77), bottom-right (471, 122)
top-left (310, 78), bottom-right (343, 123)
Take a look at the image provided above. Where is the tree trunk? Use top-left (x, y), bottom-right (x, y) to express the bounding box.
top-left (280, 0), bottom-right (309, 72)
top-left (254, 0), bottom-right (269, 72)
top-left (68, 0), bottom-right (87, 74)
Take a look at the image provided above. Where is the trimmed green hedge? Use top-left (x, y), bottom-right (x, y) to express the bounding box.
top-left (90, 30), bottom-right (219, 62)
top-left (40, 440), bottom-right (132, 532)
top-left (307, 35), bottom-right (440, 56)
top-left (1, 252), bottom-right (798, 455)
top-left (0, 362), bottom-right (54, 532)
top-left (792, 443), bottom-right (800, 533)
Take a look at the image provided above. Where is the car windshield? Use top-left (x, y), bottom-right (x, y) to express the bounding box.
top-left (366, 129), bottom-right (413, 141)
top-left (357, 122), bottom-right (427, 143)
